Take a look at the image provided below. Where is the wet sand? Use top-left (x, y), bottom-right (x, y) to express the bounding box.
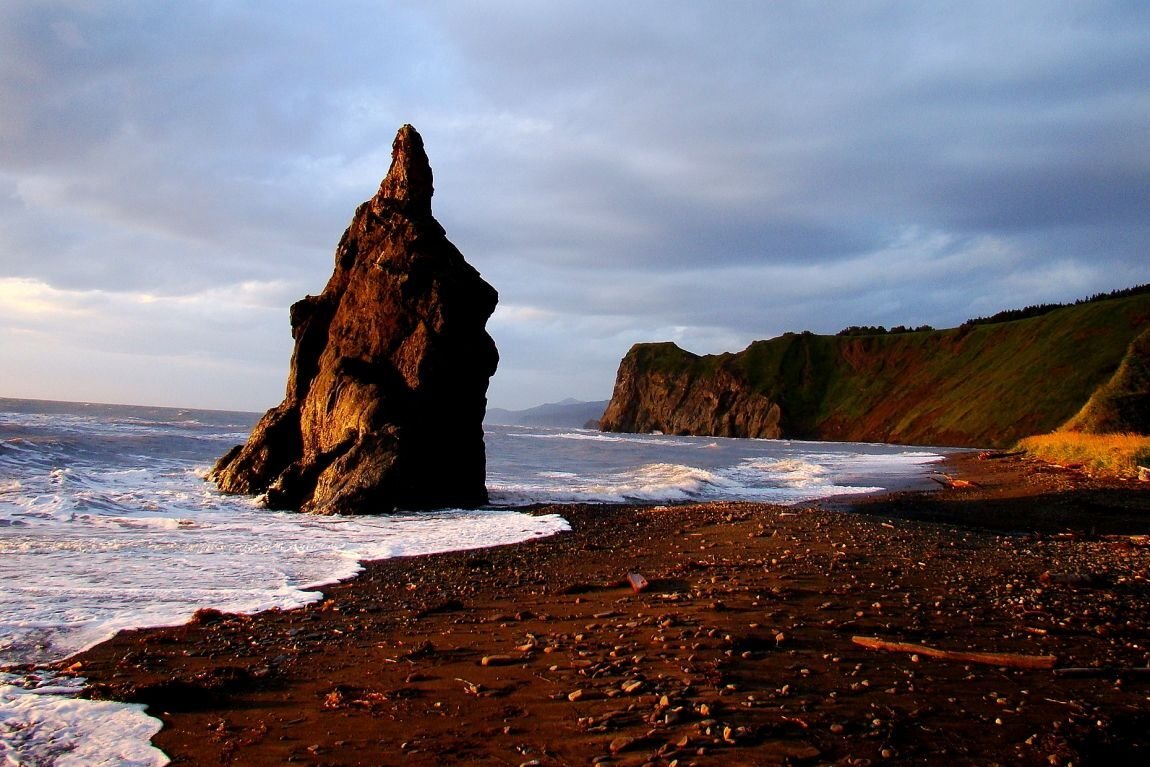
top-left (71, 452), bottom-right (1150, 766)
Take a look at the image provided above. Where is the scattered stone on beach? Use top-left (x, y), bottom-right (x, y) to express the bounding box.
top-left (210, 124), bottom-right (498, 514)
top-left (74, 453), bottom-right (1150, 766)
top-left (627, 572), bottom-right (650, 592)
top-left (480, 654), bottom-right (519, 667)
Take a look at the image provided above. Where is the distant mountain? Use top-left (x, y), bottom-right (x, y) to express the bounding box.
top-left (601, 289), bottom-right (1150, 448)
top-left (486, 398), bottom-right (610, 429)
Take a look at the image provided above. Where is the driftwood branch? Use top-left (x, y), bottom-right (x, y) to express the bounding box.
top-left (1053, 667), bottom-right (1150, 679)
top-left (852, 636), bottom-right (1057, 670)
top-left (928, 474), bottom-right (977, 489)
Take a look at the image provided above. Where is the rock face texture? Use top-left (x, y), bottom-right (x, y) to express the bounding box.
top-left (211, 125), bottom-right (498, 514)
top-left (599, 343), bottom-right (783, 439)
top-left (600, 292), bottom-right (1150, 448)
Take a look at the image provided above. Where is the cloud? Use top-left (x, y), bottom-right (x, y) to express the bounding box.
top-left (0, 276), bottom-right (292, 409)
top-left (1, 1), bottom-right (1148, 410)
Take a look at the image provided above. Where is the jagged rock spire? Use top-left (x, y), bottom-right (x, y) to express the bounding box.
top-left (211, 125), bottom-right (498, 514)
top-left (375, 124), bottom-right (434, 215)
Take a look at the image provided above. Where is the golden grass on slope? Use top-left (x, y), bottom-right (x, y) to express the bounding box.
top-left (1017, 432), bottom-right (1150, 479)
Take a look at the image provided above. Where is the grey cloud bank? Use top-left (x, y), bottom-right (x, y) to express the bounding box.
top-left (1, 1), bottom-right (1148, 411)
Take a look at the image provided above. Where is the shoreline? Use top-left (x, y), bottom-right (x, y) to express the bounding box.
top-left (71, 453), bottom-right (1150, 766)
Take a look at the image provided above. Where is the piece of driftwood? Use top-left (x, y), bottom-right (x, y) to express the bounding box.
top-left (928, 474), bottom-right (977, 489)
top-left (978, 450), bottom-right (1024, 460)
top-left (852, 636), bottom-right (1057, 670)
top-left (627, 573), bottom-right (649, 593)
top-left (1053, 667), bottom-right (1150, 679)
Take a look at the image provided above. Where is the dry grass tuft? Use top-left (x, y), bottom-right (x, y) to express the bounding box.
top-left (1017, 431), bottom-right (1150, 479)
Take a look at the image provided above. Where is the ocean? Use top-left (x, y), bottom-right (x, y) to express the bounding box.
top-left (0, 398), bottom-right (942, 765)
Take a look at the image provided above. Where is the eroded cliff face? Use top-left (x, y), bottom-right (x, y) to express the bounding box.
top-left (600, 295), bottom-right (1150, 448)
top-left (599, 344), bottom-right (782, 438)
top-left (211, 125), bottom-right (498, 514)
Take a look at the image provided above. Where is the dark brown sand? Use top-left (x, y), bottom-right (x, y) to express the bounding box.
top-left (69, 452), bottom-right (1150, 766)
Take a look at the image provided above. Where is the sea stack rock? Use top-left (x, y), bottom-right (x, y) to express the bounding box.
top-left (211, 125), bottom-right (498, 514)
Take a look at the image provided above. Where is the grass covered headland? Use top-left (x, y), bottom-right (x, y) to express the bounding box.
top-left (601, 286), bottom-right (1150, 450)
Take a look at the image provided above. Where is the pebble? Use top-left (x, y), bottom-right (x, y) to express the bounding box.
top-left (610, 735), bottom-right (636, 753)
top-left (480, 654), bottom-right (517, 666)
top-left (569, 688), bottom-right (599, 702)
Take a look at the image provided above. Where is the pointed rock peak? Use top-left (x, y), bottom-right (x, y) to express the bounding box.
top-left (376, 124), bottom-right (434, 213)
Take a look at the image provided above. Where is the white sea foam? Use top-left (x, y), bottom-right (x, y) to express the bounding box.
top-left (1, 672), bottom-right (165, 767)
top-left (508, 428), bottom-right (704, 448)
top-left (0, 497), bottom-right (569, 665)
top-left (486, 446), bottom-right (934, 507)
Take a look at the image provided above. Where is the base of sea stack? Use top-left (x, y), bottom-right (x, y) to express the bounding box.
top-left (75, 453), bottom-right (1150, 766)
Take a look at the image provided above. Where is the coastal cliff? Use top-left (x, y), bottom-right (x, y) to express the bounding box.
top-left (211, 125), bottom-right (498, 513)
top-left (600, 291), bottom-right (1150, 448)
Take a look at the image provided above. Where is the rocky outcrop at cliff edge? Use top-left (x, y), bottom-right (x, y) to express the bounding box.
top-left (599, 343), bottom-right (783, 438)
top-left (211, 125), bottom-right (498, 514)
top-left (600, 292), bottom-right (1150, 448)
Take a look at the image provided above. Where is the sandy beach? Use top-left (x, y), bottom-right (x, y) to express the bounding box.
top-left (70, 452), bottom-right (1150, 766)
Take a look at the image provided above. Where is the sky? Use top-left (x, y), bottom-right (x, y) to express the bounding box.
top-left (2, 1), bottom-right (1148, 412)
